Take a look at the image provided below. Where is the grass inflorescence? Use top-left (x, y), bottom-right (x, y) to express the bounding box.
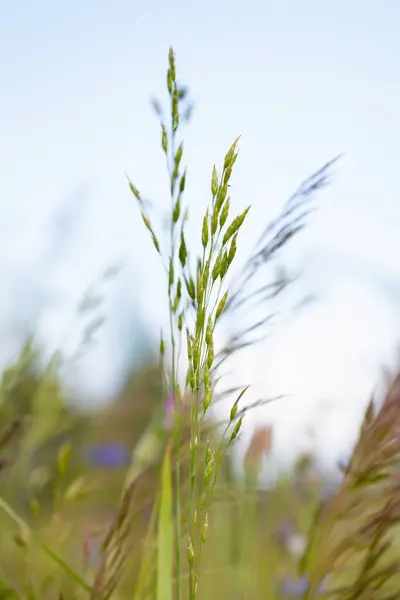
top-left (0, 45), bottom-right (397, 600)
top-left (128, 46), bottom-right (253, 600)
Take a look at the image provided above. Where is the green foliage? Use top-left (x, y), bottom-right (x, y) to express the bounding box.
top-left (300, 371), bottom-right (400, 599)
top-left (3, 44), bottom-right (395, 600)
top-left (157, 447), bottom-right (173, 600)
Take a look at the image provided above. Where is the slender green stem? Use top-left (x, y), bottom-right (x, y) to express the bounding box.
top-left (167, 91), bottom-right (183, 600)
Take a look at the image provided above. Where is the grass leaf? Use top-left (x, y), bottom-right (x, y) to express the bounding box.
top-left (157, 446), bottom-right (173, 600)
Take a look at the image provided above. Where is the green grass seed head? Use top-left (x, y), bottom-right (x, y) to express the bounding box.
top-left (202, 210), bottom-right (209, 249)
top-left (179, 232), bottom-right (187, 267)
top-left (196, 272), bottom-right (204, 306)
top-left (219, 197), bottom-right (230, 228)
top-left (215, 183), bottom-right (228, 212)
top-left (207, 341), bottom-right (214, 369)
top-left (172, 88), bottom-right (179, 132)
top-left (219, 252), bottom-right (229, 280)
top-left (172, 196), bottom-right (181, 223)
top-left (211, 166), bottom-right (218, 198)
top-left (223, 136), bottom-right (240, 169)
top-left (212, 252), bottom-right (222, 281)
top-left (228, 234), bottom-right (238, 265)
top-left (129, 181), bottom-right (141, 201)
top-left (211, 206), bottom-right (219, 235)
top-left (203, 387), bottom-right (212, 412)
top-left (215, 291), bottom-right (228, 320)
top-left (229, 417), bottom-right (243, 444)
top-left (180, 170), bottom-right (186, 193)
top-left (161, 123), bottom-right (168, 154)
top-left (204, 460), bottom-right (214, 485)
top-left (187, 538), bottom-right (195, 567)
top-left (192, 342), bottom-right (200, 371)
top-left (168, 259), bottom-right (174, 290)
top-left (201, 514), bottom-right (209, 543)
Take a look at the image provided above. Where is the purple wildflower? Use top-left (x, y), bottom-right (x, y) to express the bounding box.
top-left (84, 443), bottom-right (130, 469)
top-left (280, 575), bottom-right (326, 598)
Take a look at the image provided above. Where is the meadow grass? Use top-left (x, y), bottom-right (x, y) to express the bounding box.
top-left (0, 47), bottom-right (399, 600)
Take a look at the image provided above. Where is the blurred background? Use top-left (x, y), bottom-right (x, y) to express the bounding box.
top-left (0, 1), bottom-right (400, 597)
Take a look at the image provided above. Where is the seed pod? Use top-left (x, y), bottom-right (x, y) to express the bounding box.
top-left (141, 211), bottom-right (151, 230)
top-left (223, 166), bottom-right (232, 185)
top-left (216, 291), bottom-right (228, 320)
top-left (168, 259), bottom-right (174, 289)
top-left (212, 252), bottom-right (222, 281)
top-left (168, 47), bottom-right (175, 76)
top-left (222, 206), bottom-right (250, 246)
top-left (203, 364), bottom-right (210, 386)
top-left (204, 460), bottom-right (214, 485)
top-left (211, 210), bottom-right (218, 236)
top-left (207, 340), bottom-right (214, 369)
top-left (219, 252), bottom-right (229, 280)
top-left (187, 538), bottom-right (195, 567)
top-left (189, 368), bottom-right (195, 390)
top-left (223, 137), bottom-right (240, 170)
top-left (151, 234), bottom-right (161, 254)
top-left (229, 417), bottom-right (243, 443)
top-left (129, 182), bottom-right (141, 201)
top-left (206, 316), bottom-right (213, 346)
top-left (167, 69), bottom-right (173, 94)
top-left (228, 234), bottom-right (237, 265)
top-left (203, 262), bottom-right (210, 290)
top-left (219, 198), bottom-right (230, 228)
top-left (185, 276), bottom-right (195, 301)
top-left (202, 211), bottom-right (209, 248)
top-left (204, 387), bottom-right (212, 412)
top-left (172, 196), bottom-right (181, 223)
top-left (193, 342), bottom-right (199, 371)
top-left (230, 400), bottom-right (239, 421)
top-left (161, 124), bottom-right (168, 154)
top-left (173, 279), bottom-right (182, 312)
top-left (180, 170), bottom-right (186, 193)
top-left (211, 165), bottom-right (218, 197)
top-left (179, 233), bottom-right (187, 267)
top-left (186, 329), bottom-right (192, 358)
top-left (175, 143), bottom-right (183, 167)
top-left (202, 514), bottom-right (209, 543)
top-left (205, 440), bottom-right (212, 465)
top-left (216, 184), bottom-right (228, 211)
top-left (197, 272), bottom-right (204, 305)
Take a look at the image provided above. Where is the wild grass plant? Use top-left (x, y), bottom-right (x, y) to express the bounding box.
top-left (124, 47), bottom-right (343, 600)
top-left (0, 46), bottom-right (399, 600)
top-left (126, 46), bottom-right (256, 600)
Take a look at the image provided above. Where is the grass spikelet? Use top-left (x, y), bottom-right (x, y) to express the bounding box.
top-left (301, 367), bottom-right (400, 599)
top-left (90, 476), bottom-right (141, 600)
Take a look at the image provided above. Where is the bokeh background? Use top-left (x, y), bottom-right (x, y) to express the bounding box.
top-left (1, 2), bottom-right (400, 597)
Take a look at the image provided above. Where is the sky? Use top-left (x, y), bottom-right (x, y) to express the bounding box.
top-left (1, 0), bottom-right (400, 477)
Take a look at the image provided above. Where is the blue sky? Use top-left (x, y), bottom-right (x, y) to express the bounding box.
top-left (1, 0), bottom-right (400, 472)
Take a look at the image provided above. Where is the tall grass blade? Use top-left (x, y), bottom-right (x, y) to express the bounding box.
top-left (157, 445), bottom-right (173, 600)
top-left (0, 496), bottom-right (92, 595)
top-left (133, 492), bottom-right (159, 600)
